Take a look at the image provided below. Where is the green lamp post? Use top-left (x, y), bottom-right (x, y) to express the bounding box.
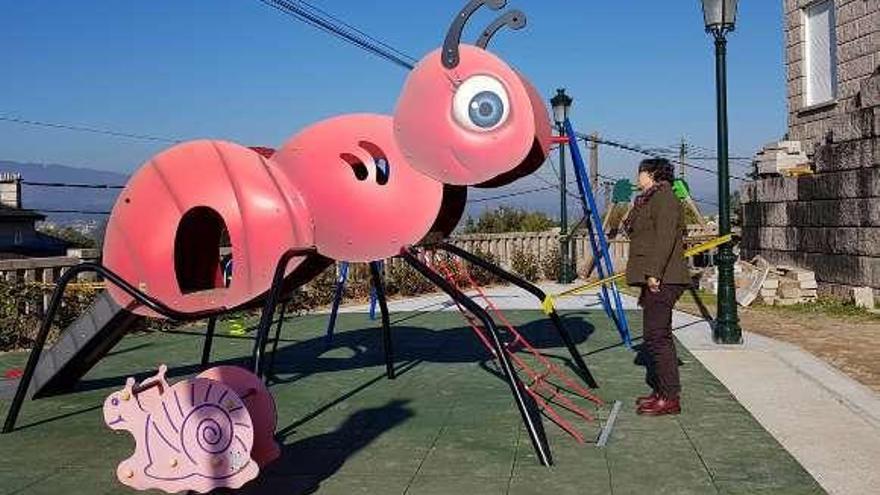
top-left (702, 0), bottom-right (742, 344)
top-left (551, 88), bottom-right (574, 284)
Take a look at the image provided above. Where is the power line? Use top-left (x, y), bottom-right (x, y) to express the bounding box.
top-left (23, 181), bottom-right (124, 190)
top-left (467, 179), bottom-right (579, 205)
top-left (467, 185), bottom-right (558, 204)
top-left (577, 133), bottom-right (749, 181)
top-left (34, 209), bottom-right (111, 215)
top-left (292, 0), bottom-right (417, 64)
top-left (0, 115), bottom-right (180, 144)
top-left (532, 167), bottom-right (580, 200)
top-left (257, 0), bottom-right (416, 70)
top-left (692, 197), bottom-right (719, 207)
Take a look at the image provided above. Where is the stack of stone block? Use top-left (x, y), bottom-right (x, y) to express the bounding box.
top-left (758, 266), bottom-right (819, 306)
top-left (753, 140), bottom-right (810, 177)
top-left (741, 69), bottom-right (880, 299)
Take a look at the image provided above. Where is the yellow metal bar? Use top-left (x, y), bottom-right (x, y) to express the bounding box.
top-left (683, 233), bottom-right (733, 258)
top-left (555, 234), bottom-right (734, 299)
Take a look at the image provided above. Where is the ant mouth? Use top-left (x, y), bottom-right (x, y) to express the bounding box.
top-left (474, 137), bottom-right (546, 188)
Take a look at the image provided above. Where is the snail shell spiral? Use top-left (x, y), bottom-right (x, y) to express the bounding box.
top-left (181, 403), bottom-right (234, 459)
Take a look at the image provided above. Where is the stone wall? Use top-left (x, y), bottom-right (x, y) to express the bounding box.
top-left (742, 70), bottom-right (880, 295)
top-left (785, 0), bottom-right (879, 155)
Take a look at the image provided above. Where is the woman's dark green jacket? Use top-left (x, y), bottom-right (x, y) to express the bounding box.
top-left (625, 184), bottom-right (691, 287)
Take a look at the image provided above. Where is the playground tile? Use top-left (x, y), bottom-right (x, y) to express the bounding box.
top-left (0, 310), bottom-right (824, 494)
top-left (405, 474), bottom-right (509, 495)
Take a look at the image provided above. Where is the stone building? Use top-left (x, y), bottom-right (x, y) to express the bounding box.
top-left (0, 173), bottom-right (68, 259)
top-left (741, 0), bottom-right (879, 296)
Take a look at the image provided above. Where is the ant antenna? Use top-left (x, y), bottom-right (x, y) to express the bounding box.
top-left (475, 10), bottom-right (526, 49)
top-left (442, 0), bottom-right (506, 69)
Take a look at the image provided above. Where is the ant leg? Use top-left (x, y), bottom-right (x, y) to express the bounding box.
top-left (370, 261), bottom-right (395, 380)
top-left (401, 248), bottom-right (553, 466)
top-left (266, 299), bottom-right (289, 381)
top-left (436, 242), bottom-right (599, 389)
top-left (200, 316), bottom-right (218, 369)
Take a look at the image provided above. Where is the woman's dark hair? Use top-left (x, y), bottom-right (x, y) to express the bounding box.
top-left (638, 158), bottom-right (675, 183)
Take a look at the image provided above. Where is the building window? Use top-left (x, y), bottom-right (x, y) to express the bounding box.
top-left (803, 0), bottom-right (837, 107)
top-left (14, 229), bottom-right (22, 245)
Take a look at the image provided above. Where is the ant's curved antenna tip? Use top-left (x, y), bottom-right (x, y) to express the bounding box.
top-left (443, 0), bottom-right (522, 69)
top-left (476, 9), bottom-right (527, 49)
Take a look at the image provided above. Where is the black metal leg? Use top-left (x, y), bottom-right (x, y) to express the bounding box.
top-left (369, 261), bottom-right (395, 380)
top-left (266, 300), bottom-right (289, 380)
top-left (200, 316), bottom-right (218, 369)
top-left (401, 248), bottom-right (552, 466)
top-left (251, 248), bottom-right (316, 380)
top-left (437, 242), bottom-right (599, 388)
top-left (546, 311), bottom-right (599, 388)
top-left (3, 268), bottom-right (79, 433)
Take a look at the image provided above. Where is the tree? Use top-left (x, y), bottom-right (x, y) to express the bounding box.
top-left (37, 226), bottom-right (97, 248)
top-left (462, 206), bottom-right (557, 234)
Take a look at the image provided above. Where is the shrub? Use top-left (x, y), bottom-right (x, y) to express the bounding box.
top-left (541, 247), bottom-right (562, 282)
top-left (388, 261), bottom-right (434, 296)
top-left (540, 246), bottom-right (576, 282)
top-left (344, 263), bottom-right (372, 300)
top-left (295, 264), bottom-right (338, 311)
top-left (510, 247), bottom-right (540, 282)
top-left (0, 279), bottom-right (101, 352)
top-left (466, 247), bottom-right (502, 287)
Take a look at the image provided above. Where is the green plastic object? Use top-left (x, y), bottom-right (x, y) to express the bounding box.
top-left (612, 179), bottom-right (634, 203)
top-left (672, 179), bottom-right (690, 200)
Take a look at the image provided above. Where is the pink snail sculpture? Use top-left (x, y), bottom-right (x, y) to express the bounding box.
top-left (103, 365), bottom-right (278, 493)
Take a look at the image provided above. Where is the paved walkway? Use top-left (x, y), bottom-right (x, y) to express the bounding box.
top-left (339, 283), bottom-right (880, 495)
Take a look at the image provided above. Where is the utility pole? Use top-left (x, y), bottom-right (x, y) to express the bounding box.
top-left (603, 181), bottom-right (612, 212)
top-left (679, 137), bottom-right (688, 179)
top-left (589, 131), bottom-right (599, 194)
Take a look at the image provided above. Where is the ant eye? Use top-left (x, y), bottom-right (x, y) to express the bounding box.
top-left (452, 75), bottom-right (510, 132)
top-left (340, 153), bottom-right (369, 181)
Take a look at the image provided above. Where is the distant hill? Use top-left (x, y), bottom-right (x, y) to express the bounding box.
top-left (0, 160), bottom-right (127, 224)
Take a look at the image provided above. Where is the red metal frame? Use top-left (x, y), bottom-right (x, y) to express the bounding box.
top-left (429, 254), bottom-right (602, 444)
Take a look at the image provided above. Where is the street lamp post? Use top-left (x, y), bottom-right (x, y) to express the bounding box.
top-left (551, 89), bottom-right (573, 284)
top-left (702, 0), bottom-right (742, 344)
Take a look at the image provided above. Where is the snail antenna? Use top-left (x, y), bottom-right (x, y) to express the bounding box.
top-left (475, 9), bottom-right (527, 49)
top-left (442, 0), bottom-right (507, 69)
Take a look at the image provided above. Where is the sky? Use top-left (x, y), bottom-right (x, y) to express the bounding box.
top-left (0, 0), bottom-right (786, 215)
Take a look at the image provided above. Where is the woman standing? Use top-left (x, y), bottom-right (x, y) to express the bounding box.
top-left (624, 158), bottom-right (690, 416)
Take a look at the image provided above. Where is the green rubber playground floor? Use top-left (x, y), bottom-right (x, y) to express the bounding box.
top-left (0, 310), bottom-right (823, 494)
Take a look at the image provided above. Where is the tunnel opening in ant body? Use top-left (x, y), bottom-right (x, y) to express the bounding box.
top-left (174, 206), bottom-right (229, 294)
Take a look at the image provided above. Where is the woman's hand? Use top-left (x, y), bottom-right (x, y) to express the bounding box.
top-left (647, 276), bottom-right (661, 293)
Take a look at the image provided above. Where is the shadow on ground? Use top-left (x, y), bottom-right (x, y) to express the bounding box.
top-left (70, 314), bottom-right (597, 394)
top-left (230, 400), bottom-right (414, 495)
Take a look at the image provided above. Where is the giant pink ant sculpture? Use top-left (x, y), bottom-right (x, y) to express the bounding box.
top-left (0, 1), bottom-right (604, 479)
top-left (97, 0), bottom-right (601, 469)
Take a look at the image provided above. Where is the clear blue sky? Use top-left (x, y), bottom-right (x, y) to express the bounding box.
top-left (0, 0), bottom-right (785, 210)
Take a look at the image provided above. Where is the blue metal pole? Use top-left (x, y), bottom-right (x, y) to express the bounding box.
top-left (564, 119), bottom-right (632, 348)
top-left (369, 261), bottom-right (383, 320)
top-left (324, 261), bottom-right (349, 346)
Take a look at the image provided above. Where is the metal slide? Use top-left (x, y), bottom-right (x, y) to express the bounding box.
top-left (20, 292), bottom-right (142, 399)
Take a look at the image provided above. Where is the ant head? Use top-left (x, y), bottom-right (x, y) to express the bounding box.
top-left (394, 1), bottom-right (551, 187)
